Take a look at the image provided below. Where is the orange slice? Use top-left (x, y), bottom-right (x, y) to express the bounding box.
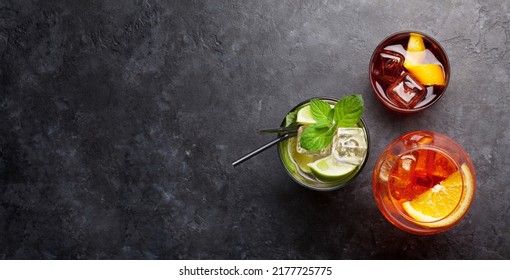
top-left (405, 64), bottom-right (445, 86)
top-left (404, 33), bottom-right (426, 66)
top-left (403, 34), bottom-right (445, 85)
top-left (407, 33), bottom-right (425, 52)
top-left (402, 163), bottom-right (474, 228)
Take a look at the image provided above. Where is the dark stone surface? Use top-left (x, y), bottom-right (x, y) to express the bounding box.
top-left (1, 0), bottom-right (509, 259)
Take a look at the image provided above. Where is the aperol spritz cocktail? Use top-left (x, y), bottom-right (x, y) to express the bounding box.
top-left (373, 131), bottom-right (475, 234)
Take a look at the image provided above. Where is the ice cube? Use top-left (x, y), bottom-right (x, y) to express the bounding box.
top-left (373, 50), bottom-right (406, 84)
top-left (431, 151), bottom-right (458, 179)
top-left (413, 149), bottom-right (435, 175)
top-left (414, 86), bottom-right (435, 108)
top-left (331, 127), bottom-right (367, 166)
top-left (400, 154), bottom-right (415, 171)
top-left (389, 153), bottom-right (417, 199)
top-left (296, 126), bottom-right (332, 155)
top-left (378, 152), bottom-right (397, 183)
top-left (410, 150), bottom-right (435, 192)
top-left (403, 132), bottom-right (434, 148)
top-left (386, 73), bottom-right (426, 108)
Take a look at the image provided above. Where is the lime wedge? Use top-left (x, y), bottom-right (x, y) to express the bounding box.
top-left (296, 105), bottom-right (315, 124)
top-left (296, 104), bottom-right (335, 125)
top-left (307, 156), bottom-right (357, 182)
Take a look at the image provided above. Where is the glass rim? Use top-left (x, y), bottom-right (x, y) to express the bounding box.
top-left (277, 96), bottom-right (370, 191)
top-left (372, 130), bottom-right (476, 234)
top-left (368, 30), bottom-right (451, 113)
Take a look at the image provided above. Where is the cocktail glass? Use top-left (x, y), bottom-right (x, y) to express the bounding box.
top-left (369, 31), bottom-right (450, 113)
top-left (372, 130), bottom-right (476, 234)
top-left (278, 97), bottom-right (370, 191)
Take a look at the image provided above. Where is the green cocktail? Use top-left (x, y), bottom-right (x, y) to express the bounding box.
top-left (278, 96), bottom-right (370, 191)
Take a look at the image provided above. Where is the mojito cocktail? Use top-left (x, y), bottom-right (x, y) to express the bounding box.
top-left (278, 96), bottom-right (369, 191)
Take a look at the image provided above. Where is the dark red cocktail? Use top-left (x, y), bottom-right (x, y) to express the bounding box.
top-left (369, 31), bottom-right (450, 113)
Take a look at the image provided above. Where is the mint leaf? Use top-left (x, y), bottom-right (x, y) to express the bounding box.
top-left (298, 95), bottom-right (364, 152)
top-left (310, 98), bottom-right (332, 123)
top-left (333, 94), bottom-right (364, 127)
top-left (299, 124), bottom-right (335, 151)
top-left (327, 110), bottom-right (334, 122)
top-left (314, 119), bottom-right (332, 128)
top-left (285, 111), bottom-right (297, 127)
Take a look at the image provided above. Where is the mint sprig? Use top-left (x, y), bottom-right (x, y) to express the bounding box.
top-left (310, 98), bottom-right (333, 123)
top-left (334, 95), bottom-right (364, 127)
top-left (300, 95), bottom-right (364, 151)
top-left (300, 124), bottom-right (335, 152)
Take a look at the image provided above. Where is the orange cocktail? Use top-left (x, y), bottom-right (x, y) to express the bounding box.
top-left (373, 131), bottom-right (476, 234)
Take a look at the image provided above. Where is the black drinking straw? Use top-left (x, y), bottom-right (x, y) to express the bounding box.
top-left (232, 132), bottom-right (296, 167)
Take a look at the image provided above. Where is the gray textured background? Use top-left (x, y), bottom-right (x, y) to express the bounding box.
top-left (1, 0), bottom-right (509, 259)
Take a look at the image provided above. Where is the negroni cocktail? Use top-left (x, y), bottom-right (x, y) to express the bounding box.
top-left (370, 31), bottom-right (450, 113)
